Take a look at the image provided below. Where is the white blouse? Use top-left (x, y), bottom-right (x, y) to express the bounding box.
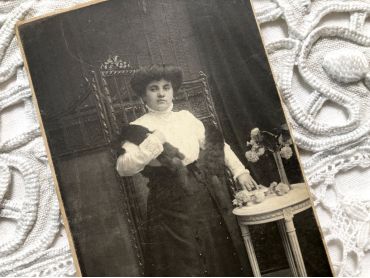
top-left (116, 105), bottom-right (249, 180)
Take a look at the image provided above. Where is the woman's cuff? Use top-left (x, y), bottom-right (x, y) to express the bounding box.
top-left (139, 134), bottom-right (164, 159)
top-left (233, 169), bottom-right (250, 181)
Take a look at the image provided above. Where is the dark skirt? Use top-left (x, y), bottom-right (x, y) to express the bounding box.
top-left (142, 165), bottom-right (248, 277)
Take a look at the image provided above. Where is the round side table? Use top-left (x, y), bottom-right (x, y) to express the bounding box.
top-left (233, 183), bottom-right (312, 277)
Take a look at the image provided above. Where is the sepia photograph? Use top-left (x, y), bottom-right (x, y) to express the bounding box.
top-left (17, 0), bottom-right (332, 276)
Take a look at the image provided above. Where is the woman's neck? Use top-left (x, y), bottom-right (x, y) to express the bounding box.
top-left (146, 103), bottom-right (174, 115)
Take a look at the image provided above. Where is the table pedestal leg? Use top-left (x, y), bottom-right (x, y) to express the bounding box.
top-left (277, 220), bottom-right (298, 276)
top-left (283, 210), bottom-right (307, 277)
top-left (240, 224), bottom-right (261, 277)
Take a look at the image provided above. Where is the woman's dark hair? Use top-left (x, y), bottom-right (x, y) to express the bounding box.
top-left (130, 64), bottom-right (183, 97)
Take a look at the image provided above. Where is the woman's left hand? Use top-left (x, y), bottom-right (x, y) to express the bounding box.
top-left (237, 173), bottom-right (257, 191)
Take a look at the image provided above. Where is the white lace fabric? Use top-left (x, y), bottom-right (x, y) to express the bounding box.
top-left (256, 0), bottom-right (370, 276)
top-left (0, 1), bottom-right (89, 276)
top-left (1, 0), bottom-right (370, 276)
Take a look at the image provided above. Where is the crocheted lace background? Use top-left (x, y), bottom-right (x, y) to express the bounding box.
top-left (1, 0), bottom-right (370, 276)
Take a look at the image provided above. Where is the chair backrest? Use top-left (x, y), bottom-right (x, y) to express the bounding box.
top-left (98, 56), bottom-right (221, 135)
top-left (44, 56), bottom-right (220, 158)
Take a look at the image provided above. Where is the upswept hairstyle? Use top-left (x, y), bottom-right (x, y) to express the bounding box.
top-left (130, 64), bottom-right (183, 97)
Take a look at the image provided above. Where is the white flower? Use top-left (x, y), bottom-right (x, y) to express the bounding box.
top-left (257, 147), bottom-right (265, 156)
top-left (274, 182), bottom-right (290, 196)
top-left (234, 190), bottom-right (253, 207)
top-left (280, 145), bottom-right (293, 159)
top-left (251, 144), bottom-right (259, 151)
top-left (237, 190), bottom-right (251, 202)
top-left (254, 191), bottom-right (265, 203)
top-left (251, 128), bottom-right (260, 136)
top-left (250, 128), bottom-right (260, 140)
top-left (247, 139), bottom-right (257, 147)
top-left (245, 150), bottom-right (259, 162)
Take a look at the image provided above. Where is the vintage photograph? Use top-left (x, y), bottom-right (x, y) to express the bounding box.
top-left (17, 0), bottom-right (332, 276)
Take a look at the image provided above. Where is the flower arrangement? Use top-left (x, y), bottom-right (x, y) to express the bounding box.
top-left (245, 125), bottom-right (293, 163)
top-left (232, 125), bottom-right (294, 208)
top-left (232, 182), bottom-right (291, 207)
top-left (269, 182), bottom-right (290, 196)
top-left (233, 185), bottom-right (268, 207)
top-left (245, 124), bottom-right (293, 188)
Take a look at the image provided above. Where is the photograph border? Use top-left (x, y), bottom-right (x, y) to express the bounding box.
top-left (15, 0), bottom-right (334, 275)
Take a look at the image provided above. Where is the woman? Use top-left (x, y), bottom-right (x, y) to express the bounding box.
top-left (116, 64), bottom-right (255, 276)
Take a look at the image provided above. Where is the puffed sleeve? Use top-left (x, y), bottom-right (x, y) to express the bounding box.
top-left (181, 110), bottom-right (206, 149)
top-left (116, 134), bottom-right (164, 176)
top-left (224, 143), bottom-right (250, 180)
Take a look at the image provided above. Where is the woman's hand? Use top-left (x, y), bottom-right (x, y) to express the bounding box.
top-left (152, 130), bottom-right (166, 144)
top-left (237, 172), bottom-right (257, 191)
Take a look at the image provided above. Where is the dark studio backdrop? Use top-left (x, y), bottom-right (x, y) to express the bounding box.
top-left (18, 0), bottom-right (331, 276)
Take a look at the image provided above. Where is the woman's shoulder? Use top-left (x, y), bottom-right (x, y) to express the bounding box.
top-left (176, 109), bottom-right (197, 119)
top-left (175, 110), bottom-right (204, 129)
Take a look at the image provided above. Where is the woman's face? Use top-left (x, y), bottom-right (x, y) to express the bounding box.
top-left (143, 79), bottom-right (174, 111)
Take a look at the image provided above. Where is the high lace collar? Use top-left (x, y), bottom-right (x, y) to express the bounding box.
top-left (146, 102), bottom-right (174, 116)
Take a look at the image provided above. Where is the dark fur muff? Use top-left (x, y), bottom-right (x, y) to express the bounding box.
top-left (118, 124), bottom-right (185, 172)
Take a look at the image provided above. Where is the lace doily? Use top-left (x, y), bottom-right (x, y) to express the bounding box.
top-left (255, 0), bottom-right (370, 275)
top-left (1, 0), bottom-right (370, 276)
